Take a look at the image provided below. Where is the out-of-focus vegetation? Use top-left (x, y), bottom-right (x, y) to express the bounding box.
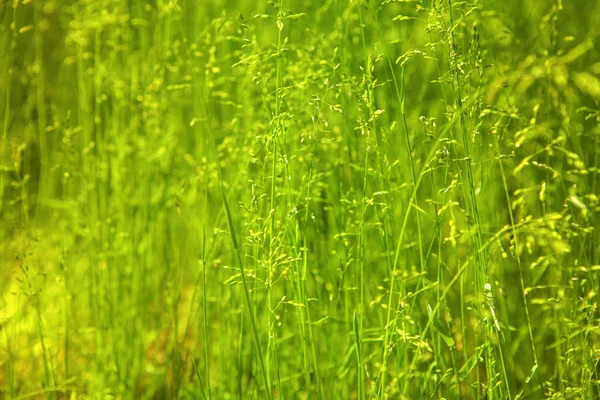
top-left (1, 0), bottom-right (600, 398)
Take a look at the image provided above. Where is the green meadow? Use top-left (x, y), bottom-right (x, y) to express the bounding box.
top-left (1, 0), bottom-right (600, 398)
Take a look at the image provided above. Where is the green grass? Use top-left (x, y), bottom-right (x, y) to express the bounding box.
top-left (1, 0), bottom-right (600, 398)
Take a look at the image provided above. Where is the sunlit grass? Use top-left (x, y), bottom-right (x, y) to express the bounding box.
top-left (1, 0), bottom-right (599, 399)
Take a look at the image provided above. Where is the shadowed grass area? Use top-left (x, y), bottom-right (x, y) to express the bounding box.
top-left (1, 0), bottom-right (600, 398)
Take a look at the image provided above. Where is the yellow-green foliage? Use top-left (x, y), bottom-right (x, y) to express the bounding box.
top-left (1, 0), bottom-right (599, 399)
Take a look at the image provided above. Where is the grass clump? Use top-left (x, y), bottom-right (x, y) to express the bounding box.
top-left (1, 0), bottom-right (600, 398)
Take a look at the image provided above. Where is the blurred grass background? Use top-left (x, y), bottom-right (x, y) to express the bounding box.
top-left (1, 0), bottom-right (600, 398)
